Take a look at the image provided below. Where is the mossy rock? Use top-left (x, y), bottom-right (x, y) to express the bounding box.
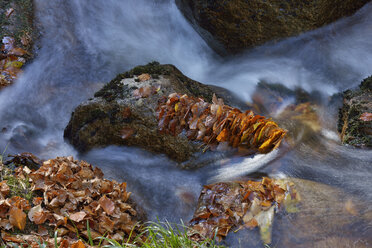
top-left (0, 0), bottom-right (35, 56)
top-left (176, 0), bottom-right (370, 54)
top-left (338, 76), bottom-right (372, 147)
top-left (64, 62), bottom-right (246, 168)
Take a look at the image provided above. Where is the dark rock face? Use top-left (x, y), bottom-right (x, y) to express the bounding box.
top-left (338, 76), bottom-right (372, 147)
top-left (64, 62), bottom-right (244, 166)
top-left (176, 0), bottom-right (370, 54)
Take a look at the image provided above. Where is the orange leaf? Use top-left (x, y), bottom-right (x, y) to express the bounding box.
top-left (32, 197), bottom-right (43, 205)
top-left (216, 128), bottom-right (228, 142)
top-left (99, 195), bottom-right (115, 215)
top-left (9, 47), bottom-right (28, 56)
top-left (137, 73), bottom-right (151, 82)
top-left (245, 218), bottom-right (258, 229)
top-left (71, 240), bottom-right (86, 248)
top-left (360, 112), bottom-right (372, 121)
top-left (9, 207), bottom-right (26, 231)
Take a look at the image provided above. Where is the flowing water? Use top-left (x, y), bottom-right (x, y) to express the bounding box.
top-left (0, 0), bottom-right (371, 246)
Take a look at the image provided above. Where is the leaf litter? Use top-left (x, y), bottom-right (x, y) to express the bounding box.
top-left (158, 93), bottom-right (287, 154)
top-left (188, 177), bottom-right (300, 244)
top-left (0, 36), bottom-right (29, 89)
top-left (0, 155), bottom-right (143, 247)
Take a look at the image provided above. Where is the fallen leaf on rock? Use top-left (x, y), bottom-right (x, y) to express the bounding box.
top-left (9, 47), bottom-right (28, 56)
top-left (120, 127), bottom-right (135, 139)
top-left (133, 86), bottom-right (152, 98)
top-left (21, 33), bottom-right (32, 47)
top-left (137, 73), bottom-right (151, 82)
top-left (189, 177), bottom-right (299, 244)
top-left (360, 112), bottom-right (372, 121)
top-left (121, 107), bottom-right (132, 119)
top-left (9, 207), bottom-right (27, 230)
top-left (158, 93), bottom-right (286, 154)
top-left (345, 198), bottom-right (358, 216)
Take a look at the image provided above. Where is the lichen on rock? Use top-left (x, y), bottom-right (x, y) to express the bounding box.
top-left (338, 76), bottom-right (372, 147)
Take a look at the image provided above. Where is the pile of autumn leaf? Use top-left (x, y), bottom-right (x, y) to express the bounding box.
top-left (158, 93), bottom-right (286, 154)
top-left (188, 177), bottom-right (300, 244)
top-left (0, 155), bottom-right (142, 247)
top-left (0, 36), bottom-right (29, 88)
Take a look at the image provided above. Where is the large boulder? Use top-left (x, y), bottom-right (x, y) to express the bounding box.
top-left (176, 0), bottom-right (370, 54)
top-left (338, 76), bottom-right (372, 147)
top-left (64, 62), bottom-right (245, 167)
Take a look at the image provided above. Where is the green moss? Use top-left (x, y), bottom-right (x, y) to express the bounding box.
top-left (360, 75), bottom-right (372, 91)
top-left (338, 76), bottom-right (372, 147)
top-left (126, 61), bottom-right (171, 77)
top-left (94, 79), bottom-right (124, 100)
top-left (94, 62), bottom-right (171, 100)
top-left (4, 174), bottom-right (33, 201)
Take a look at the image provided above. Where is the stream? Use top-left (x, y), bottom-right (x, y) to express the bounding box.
top-left (0, 0), bottom-right (371, 247)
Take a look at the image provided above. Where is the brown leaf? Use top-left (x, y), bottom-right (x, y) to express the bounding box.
top-left (28, 205), bottom-right (47, 225)
top-left (20, 33), bottom-right (31, 47)
top-left (38, 225), bottom-right (49, 236)
top-left (137, 73), bottom-right (151, 82)
top-left (9, 47), bottom-right (28, 56)
top-left (59, 239), bottom-right (70, 248)
top-left (0, 181), bottom-right (10, 197)
top-left (69, 211), bottom-right (87, 222)
top-left (8, 196), bottom-right (30, 210)
top-left (99, 195), bottom-right (115, 215)
top-left (99, 215), bottom-right (115, 232)
top-left (9, 207), bottom-right (27, 230)
top-left (120, 127), bottom-right (135, 140)
top-left (360, 112), bottom-right (372, 121)
top-left (245, 218), bottom-right (258, 229)
top-left (1, 232), bottom-right (24, 243)
top-left (33, 197), bottom-right (43, 205)
top-left (133, 86), bottom-right (152, 98)
top-left (121, 107), bottom-right (131, 119)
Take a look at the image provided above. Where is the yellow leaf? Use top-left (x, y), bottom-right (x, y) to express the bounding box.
top-left (216, 128), bottom-right (228, 142)
top-left (9, 207), bottom-right (26, 231)
top-left (258, 130), bottom-right (285, 153)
